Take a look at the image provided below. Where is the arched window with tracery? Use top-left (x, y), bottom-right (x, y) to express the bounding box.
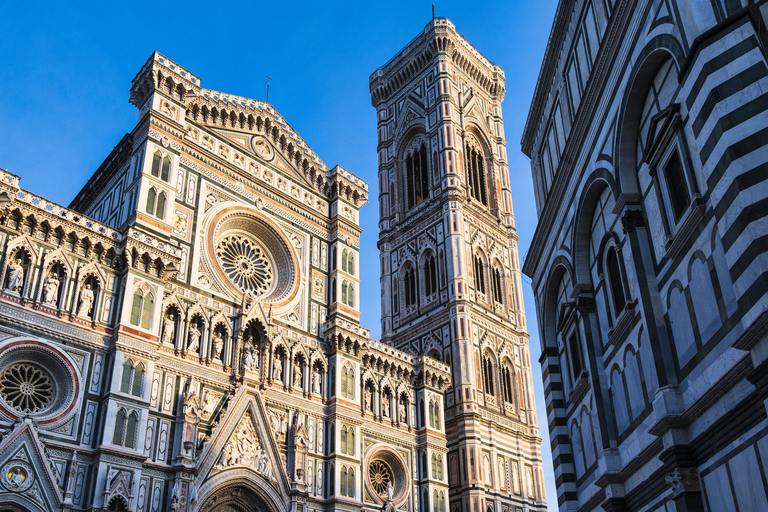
top-left (130, 288), bottom-right (154, 330)
top-left (112, 408), bottom-right (138, 448)
top-left (465, 137), bottom-right (487, 205)
top-left (405, 140), bottom-right (429, 209)
top-left (150, 151), bottom-right (172, 181)
top-left (120, 360), bottom-right (144, 397)
top-left (341, 365), bottom-right (354, 400)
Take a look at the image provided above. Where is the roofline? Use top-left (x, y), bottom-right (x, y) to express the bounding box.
top-left (520, 0), bottom-right (576, 157)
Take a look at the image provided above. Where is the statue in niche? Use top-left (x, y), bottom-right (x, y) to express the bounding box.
top-left (77, 284), bottom-right (94, 317)
top-left (293, 364), bottom-right (303, 388)
top-left (382, 396), bottom-right (390, 418)
top-left (162, 314), bottom-right (175, 345)
top-left (187, 323), bottom-right (201, 353)
top-left (272, 355), bottom-right (283, 382)
top-left (6, 258), bottom-right (24, 293)
top-left (399, 402), bottom-right (407, 423)
top-left (212, 333), bottom-right (224, 361)
top-left (243, 345), bottom-right (258, 371)
top-left (42, 275), bottom-right (59, 305)
top-left (365, 387), bottom-right (373, 411)
top-left (311, 369), bottom-right (321, 394)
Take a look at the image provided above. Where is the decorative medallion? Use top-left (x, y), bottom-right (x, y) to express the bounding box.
top-left (1, 460), bottom-right (34, 492)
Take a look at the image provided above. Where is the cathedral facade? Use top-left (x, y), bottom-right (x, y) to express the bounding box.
top-left (370, 19), bottom-right (547, 512)
top-left (0, 50), bottom-right (451, 512)
top-left (522, 1), bottom-right (768, 511)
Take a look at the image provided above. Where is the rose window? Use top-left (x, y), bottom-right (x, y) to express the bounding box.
top-left (0, 363), bottom-right (55, 414)
top-left (216, 235), bottom-right (274, 295)
top-left (369, 460), bottom-right (393, 497)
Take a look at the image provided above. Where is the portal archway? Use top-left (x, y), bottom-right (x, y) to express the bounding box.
top-left (196, 474), bottom-right (287, 512)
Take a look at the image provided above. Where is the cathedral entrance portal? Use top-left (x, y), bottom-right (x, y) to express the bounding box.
top-left (197, 479), bottom-right (284, 512)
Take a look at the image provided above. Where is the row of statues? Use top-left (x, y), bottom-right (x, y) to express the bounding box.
top-left (5, 258), bottom-right (94, 316)
top-left (364, 389), bottom-right (408, 422)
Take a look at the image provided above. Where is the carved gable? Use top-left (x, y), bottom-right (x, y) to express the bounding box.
top-left (0, 421), bottom-right (63, 511)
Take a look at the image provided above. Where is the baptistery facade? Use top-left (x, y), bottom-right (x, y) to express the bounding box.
top-left (0, 51), bottom-right (450, 512)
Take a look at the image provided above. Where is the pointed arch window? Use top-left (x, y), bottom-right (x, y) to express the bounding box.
top-left (424, 254), bottom-right (438, 297)
top-left (466, 141), bottom-right (487, 205)
top-left (130, 289), bottom-right (154, 330)
top-left (145, 188), bottom-right (156, 214)
top-left (501, 364), bottom-right (515, 405)
top-left (473, 256), bottom-right (486, 296)
top-left (490, 265), bottom-right (504, 305)
top-left (145, 188), bottom-right (166, 219)
top-left (341, 365), bottom-right (354, 399)
top-left (120, 360), bottom-right (144, 397)
top-left (113, 408), bottom-right (139, 448)
top-left (406, 143), bottom-right (429, 209)
top-left (404, 266), bottom-right (418, 309)
top-left (482, 354), bottom-right (495, 396)
top-left (150, 152), bottom-right (162, 178)
top-left (150, 151), bottom-right (171, 182)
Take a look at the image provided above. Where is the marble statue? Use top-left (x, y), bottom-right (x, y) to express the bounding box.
top-left (77, 284), bottom-right (94, 317)
top-left (188, 324), bottom-right (201, 353)
top-left (6, 258), bottom-right (23, 292)
top-left (42, 275), bottom-right (59, 305)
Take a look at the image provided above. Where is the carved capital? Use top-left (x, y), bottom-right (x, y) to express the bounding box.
top-left (665, 467), bottom-right (700, 497)
top-left (621, 209), bottom-right (645, 234)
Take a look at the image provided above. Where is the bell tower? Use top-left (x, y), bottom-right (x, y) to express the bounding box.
top-left (370, 18), bottom-right (547, 512)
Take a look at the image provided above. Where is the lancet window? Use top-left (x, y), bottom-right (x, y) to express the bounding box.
top-left (424, 254), bottom-right (438, 297)
top-left (405, 141), bottom-right (429, 209)
top-left (490, 264), bottom-right (504, 305)
top-left (466, 139), bottom-right (487, 205)
top-left (404, 265), bottom-right (418, 309)
top-left (473, 255), bottom-right (486, 296)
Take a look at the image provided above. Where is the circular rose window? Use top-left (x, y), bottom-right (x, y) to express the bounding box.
top-left (206, 209), bottom-right (298, 304)
top-left (369, 459), bottom-right (393, 497)
top-left (0, 341), bottom-right (79, 426)
top-left (216, 235), bottom-right (274, 296)
top-left (366, 446), bottom-right (409, 506)
top-left (0, 363), bottom-right (55, 414)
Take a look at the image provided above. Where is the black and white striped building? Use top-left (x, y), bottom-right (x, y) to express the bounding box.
top-left (521, 1), bottom-right (768, 510)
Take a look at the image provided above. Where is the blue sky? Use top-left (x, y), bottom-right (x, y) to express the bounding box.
top-left (0, 1), bottom-right (559, 508)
